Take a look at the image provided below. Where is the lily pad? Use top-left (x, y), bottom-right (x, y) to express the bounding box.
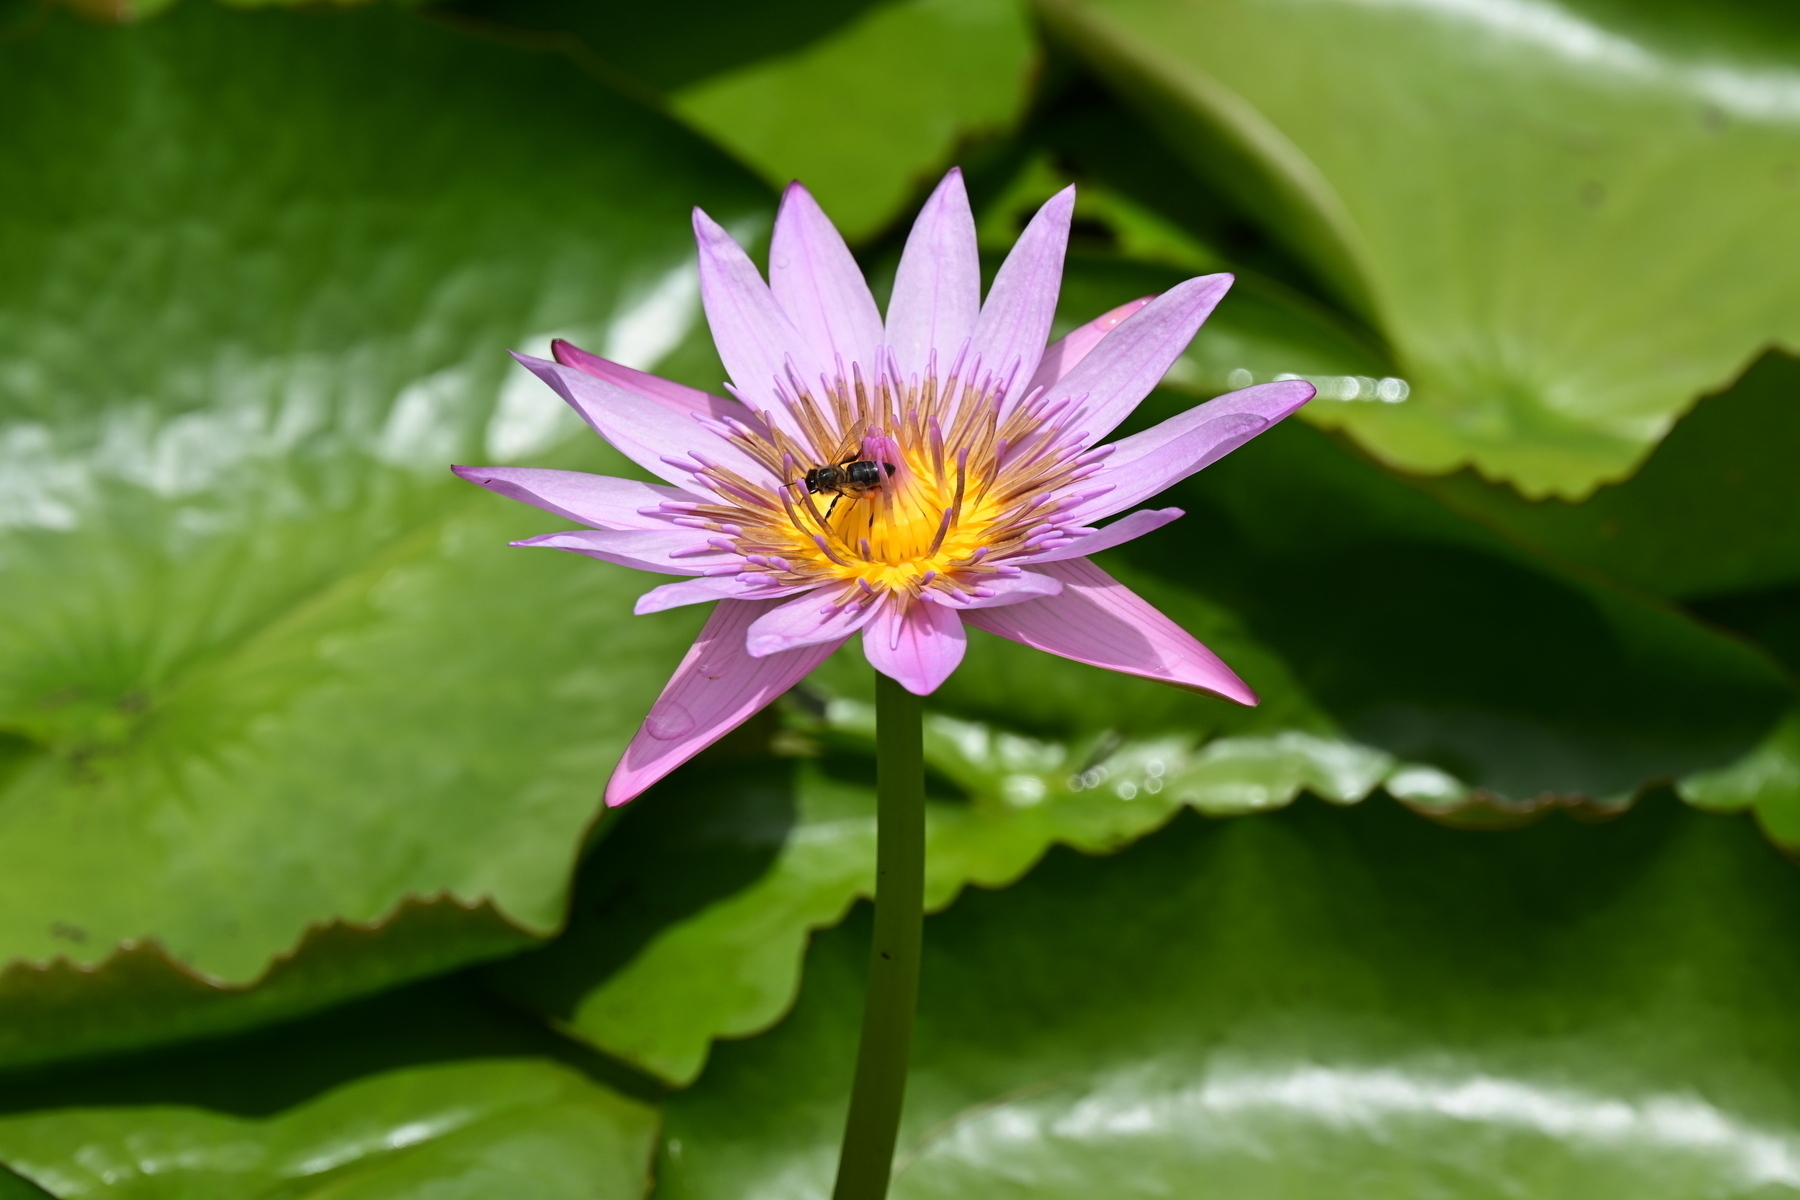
top-left (493, 412), bottom-right (1792, 1087)
top-left (659, 793), bottom-right (1800, 1198)
top-left (0, 1), bottom-right (765, 1067)
top-left (1040, 0), bottom-right (1800, 497)
top-left (489, 684), bottom-right (1454, 1085)
top-left (439, 0), bottom-right (1038, 240)
top-left (1127, 416), bottom-right (1794, 802)
top-left (1410, 351), bottom-right (1800, 602)
top-left (0, 976), bottom-right (660, 1199)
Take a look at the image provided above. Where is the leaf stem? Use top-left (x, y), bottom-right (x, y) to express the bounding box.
top-left (831, 671), bottom-right (926, 1200)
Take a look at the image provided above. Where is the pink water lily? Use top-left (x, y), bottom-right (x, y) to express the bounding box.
top-left (456, 170), bottom-right (1312, 805)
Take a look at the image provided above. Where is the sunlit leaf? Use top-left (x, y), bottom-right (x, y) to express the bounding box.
top-left (0, 0), bottom-right (765, 1069)
top-left (1040, 0), bottom-right (1800, 497)
top-left (659, 794), bottom-right (1800, 1198)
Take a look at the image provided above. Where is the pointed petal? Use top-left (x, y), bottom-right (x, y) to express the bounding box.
top-left (963, 558), bottom-right (1256, 705)
top-left (1023, 295), bottom-right (1154, 398)
top-left (971, 186), bottom-right (1074, 400)
top-left (693, 209), bottom-right (824, 444)
top-left (513, 354), bottom-right (774, 490)
top-left (634, 575), bottom-right (812, 615)
top-left (1017, 507), bottom-right (1184, 564)
top-left (1051, 273), bottom-right (1234, 443)
top-left (452, 465), bottom-right (686, 530)
top-left (924, 569), bottom-right (1064, 609)
top-left (769, 182), bottom-right (883, 373)
top-left (886, 169), bottom-right (979, 381)
top-left (511, 528), bottom-right (731, 576)
top-left (605, 598), bottom-right (842, 805)
top-left (552, 338), bottom-right (746, 422)
top-left (1065, 380), bottom-right (1314, 523)
top-left (863, 599), bottom-right (966, 695)
top-left (746, 588), bottom-right (881, 657)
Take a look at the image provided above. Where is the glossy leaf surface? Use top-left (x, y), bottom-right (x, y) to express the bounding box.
top-left (1041, 0), bottom-right (1800, 497)
top-left (0, 1), bottom-right (763, 1067)
top-left (491, 690), bottom-right (1446, 1085)
top-left (1410, 351), bottom-right (1800, 602)
top-left (661, 795), bottom-right (1800, 1198)
top-left (495, 413), bottom-right (1793, 1086)
top-left (0, 978), bottom-right (659, 1199)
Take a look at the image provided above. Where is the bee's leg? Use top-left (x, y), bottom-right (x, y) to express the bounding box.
top-left (825, 493), bottom-right (843, 520)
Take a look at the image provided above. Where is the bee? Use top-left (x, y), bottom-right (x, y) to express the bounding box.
top-left (802, 457), bottom-right (896, 518)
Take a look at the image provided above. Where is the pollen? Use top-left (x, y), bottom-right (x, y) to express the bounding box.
top-left (657, 356), bottom-right (1110, 609)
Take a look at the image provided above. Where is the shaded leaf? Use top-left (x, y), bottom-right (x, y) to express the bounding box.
top-left (440, 0), bottom-right (1038, 240)
top-left (1040, 0), bottom-right (1800, 497)
top-left (1411, 351), bottom-right (1800, 602)
top-left (0, 977), bottom-right (659, 1199)
top-left (1126, 417), bottom-right (1794, 802)
top-left (0, 1), bottom-right (765, 1066)
top-left (660, 794), bottom-right (1800, 1198)
top-left (491, 687), bottom-right (1455, 1085)
top-left (494, 412), bottom-right (1792, 1088)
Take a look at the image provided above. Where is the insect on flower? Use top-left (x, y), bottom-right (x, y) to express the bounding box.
top-left (803, 456), bottom-right (896, 518)
top-left (454, 170), bottom-right (1314, 806)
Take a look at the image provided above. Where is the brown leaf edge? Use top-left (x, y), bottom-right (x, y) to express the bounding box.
top-left (0, 892), bottom-right (538, 1076)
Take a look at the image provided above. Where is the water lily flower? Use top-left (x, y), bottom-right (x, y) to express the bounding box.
top-left (456, 170), bottom-right (1312, 806)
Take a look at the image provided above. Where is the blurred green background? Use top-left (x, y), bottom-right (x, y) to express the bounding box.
top-left (2, 0), bottom-right (1799, 1195)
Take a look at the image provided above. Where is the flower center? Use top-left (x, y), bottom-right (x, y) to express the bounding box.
top-left (664, 360), bottom-right (1108, 606)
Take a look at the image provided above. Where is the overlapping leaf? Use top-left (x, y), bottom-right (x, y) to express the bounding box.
top-left (1040, 0), bottom-right (1800, 497)
top-left (0, 978), bottom-right (659, 1199)
top-left (659, 794), bottom-right (1800, 1198)
top-left (0, 1), bottom-right (766, 1068)
top-left (439, 0), bottom-right (1038, 240)
top-left (492, 408), bottom-right (1792, 1087)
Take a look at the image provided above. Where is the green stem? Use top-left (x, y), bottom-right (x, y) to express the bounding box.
top-left (831, 672), bottom-right (926, 1200)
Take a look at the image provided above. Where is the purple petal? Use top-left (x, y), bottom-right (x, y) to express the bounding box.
top-left (514, 353), bottom-right (773, 490)
top-left (971, 186), bottom-right (1074, 400)
top-left (512, 528), bottom-right (732, 576)
top-left (452, 465), bottom-right (686, 530)
top-left (924, 570), bottom-right (1064, 609)
top-left (1024, 295), bottom-right (1154, 397)
top-left (746, 589), bottom-right (881, 657)
top-left (634, 575), bottom-right (812, 615)
top-left (963, 558), bottom-right (1256, 705)
top-left (769, 182), bottom-right (883, 373)
top-left (693, 209), bottom-right (824, 442)
top-left (1017, 507), bottom-right (1184, 564)
top-left (862, 599), bottom-right (966, 695)
top-left (1051, 273), bottom-right (1234, 444)
top-left (886, 169), bottom-right (979, 382)
top-left (552, 338), bottom-right (748, 422)
top-left (1064, 380), bottom-right (1314, 523)
top-left (605, 598), bottom-right (843, 806)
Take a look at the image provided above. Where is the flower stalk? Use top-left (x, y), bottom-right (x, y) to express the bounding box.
top-left (832, 672), bottom-right (926, 1200)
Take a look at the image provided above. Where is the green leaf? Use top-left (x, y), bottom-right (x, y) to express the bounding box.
top-left (671, 0), bottom-right (1038, 239)
top-left (0, 1), bottom-right (767, 1068)
top-left (493, 415), bottom-right (1791, 1087)
top-left (1408, 351), bottom-right (1800, 602)
top-left (490, 691), bottom-right (1454, 1086)
top-left (0, 977), bottom-right (660, 1199)
top-left (438, 0), bottom-right (1038, 241)
top-left (1039, 0), bottom-right (1800, 498)
top-left (1131, 417), bottom-right (1794, 803)
top-left (659, 794), bottom-right (1800, 1198)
